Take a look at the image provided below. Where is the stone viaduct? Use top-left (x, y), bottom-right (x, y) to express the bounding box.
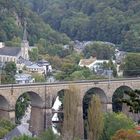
top-left (0, 78), bottom-right (140, 138)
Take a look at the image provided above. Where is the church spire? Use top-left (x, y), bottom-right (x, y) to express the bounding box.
top-left (23, 20), bottom-right (27, 41)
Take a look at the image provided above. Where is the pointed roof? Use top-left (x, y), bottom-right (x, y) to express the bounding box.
top-left (23, 21), bottom-right (27, 41)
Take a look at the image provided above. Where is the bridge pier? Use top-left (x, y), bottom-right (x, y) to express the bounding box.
top-left (107, 103), bottom-right (112, 112)
top-left (0, 109), bottom-right (15, 122)
top-left (44, 108), bottom-right (52, 129)
top-left (0, 109), bottom-right (10, 120)
top-left (29, 106), bottom-right (45, 135)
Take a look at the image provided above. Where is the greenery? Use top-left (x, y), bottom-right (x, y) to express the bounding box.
top-left (100, 113), bottom-right (135, 140)
top-left (12, 129), bottom-right (60, 140)
top-left (25, 0), bottom-right (140, 52)
top-left (87, 96), bottom-right (104, 140)
top-left (39, 128), bottom-right (61, 140)
top-left (15, 93), bottom-right (30, 123)
top-left (2, 0), bottom-right (140, 52)
top-left (29, 48), bottom-right (38, 61)
top-left (1, 62), bottom-right (17, 84)
top-left (62, 85), bottom-right (81, 140)
top-left (0, 119), bottom-right (15, 139)
top-left (83, 41), bottom-right (115, 59)
top-left (13, 135), bottom-right (38, 140)
top-left (112, 129), bottom-right (140, 140)
top-left (121, 90), bottom-right (140, 123)
top-left (32, 73), bottom-right (45, 82)
top-left (123, 54), bottom-right (140, 77)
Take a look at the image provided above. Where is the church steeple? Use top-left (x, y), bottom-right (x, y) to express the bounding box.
top-left (23, 21), bottom-right (27, 41)
top-left (21, 20), bottom-right (29, 60)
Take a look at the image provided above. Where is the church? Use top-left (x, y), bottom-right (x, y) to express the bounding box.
top-left (0, 28), bottom-right (29, 64)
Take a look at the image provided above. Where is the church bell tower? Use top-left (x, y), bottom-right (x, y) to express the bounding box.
top-left (21, 21), bottom-right (29, 60)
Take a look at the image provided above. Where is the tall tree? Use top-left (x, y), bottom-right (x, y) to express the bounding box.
top-left (62, 85), bottom-right (81, 140)
top-left (87, 96), bottom-right (104, 140)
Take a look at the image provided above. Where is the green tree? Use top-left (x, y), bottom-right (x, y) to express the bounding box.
top-left (101, 113), bottom-right (135, 140)
top-left (15, 93), bottom-right (30, 123)
top-left (32, 73), bottom-right (45, 82)
top-left (13, 135), bottom-right (38, 140)
top-left (29, 48), bottom-right (38, 61)
top-left (123, 54), bottom-right (140, 77)
top-left (121, 90), bottom-right (140, 123)
top-left (0, 119), bottom-right (15, 139)
top-left (83, 41), bottom-right (115, 59)
top-left (39, 128), bottom-right (61, 140)
top-left (102, 60), bottom-right (117, 77)
top-left (87, 96), bottom-right (104, 140)
top-left (1, 62), bottom-right (17, 84)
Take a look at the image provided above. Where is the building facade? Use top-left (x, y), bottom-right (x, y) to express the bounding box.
top-left (0, 28), bottom-right (29, 64)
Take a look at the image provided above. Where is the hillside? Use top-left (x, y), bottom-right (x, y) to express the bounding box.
top-left (0, 0), bottom-right (70, 46)
top-left (28, 0), bottom-right (140, 52)
top-left (1, 0), bottom-right (140, 52)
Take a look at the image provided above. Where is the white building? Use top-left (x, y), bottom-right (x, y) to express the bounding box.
top-left (15, 74), bottom-right (35, 84)
top-left (79, 57), bottom-right (116, 72)
top-left (26, 63), bottom-right (45, 74)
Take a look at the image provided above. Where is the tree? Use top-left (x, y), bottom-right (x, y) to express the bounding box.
top-left (32, 73), bottom-right (45, 82)
top-left (83, 41), bottom-right (115, 59)
top-left (1, 62), bottom-right (17, 84)
top-left (102, 60), bottom-right (117, 77)
top-left (39, 128), bottom-right (61, 140)
top-left (112, 129), bottom-right (140, 140)
top-left (87, 96), bottom-right (104, 140)
top-left (0, 119), bottom-right (15, 139)
top-left (123, 54), bottom-right (140, 77)
top-left (15, 93), bottom-right (30, 123)
top-left (100, 113), bottom-right (135, 140)
top-left (13, 135), bottom-right (38, 140)
top-left (62, 85), bottom-right (81, 140)
top-left (121, 90), bottom-right (140, 122)
top-left (29, 48), bottom-right (38, 61)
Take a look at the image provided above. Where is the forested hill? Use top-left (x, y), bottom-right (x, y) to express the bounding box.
top-left (1, 0), bottom-right (140, 51)
top-left (0, 0), bottom-right (70, 46)
top-left (28, 0), bottom-right (140, 51)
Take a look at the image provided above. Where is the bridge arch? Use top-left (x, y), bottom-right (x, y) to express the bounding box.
top-left (83, 87), bottom-right (108, 113)
top-left (112, 85), bottom-right (133, 113)
top-left (82, 87), bottom-right (107, 139)
top-left (15, 91), bottom-right (44, 135)
top-left (52, 89), bottom-right (70, 134)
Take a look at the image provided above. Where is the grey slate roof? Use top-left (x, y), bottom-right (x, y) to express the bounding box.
top-left (0, 47), bottom-right (21, 56)
top-left (4, 124), bottom-right (32, 140)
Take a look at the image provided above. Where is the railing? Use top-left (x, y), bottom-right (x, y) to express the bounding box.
top-left (0, 77), bottom-right (140, 88)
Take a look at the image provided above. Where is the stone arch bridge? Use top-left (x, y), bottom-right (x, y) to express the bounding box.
top-left (0, 78), bottom-right (140, 138)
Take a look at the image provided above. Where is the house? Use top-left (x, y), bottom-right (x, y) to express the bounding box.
top-left (36, 59), bottom-right (52, 74)
top-left (15, 74), bottom-right (35, 84)
top-left (25, 59), bottom-right (52, 75)
top-left (79, 57), bottom-right (116, 72)
top-left (26, 63), bottom-right (45, 74)
top-left (79, 56), bottom-right (96, 69)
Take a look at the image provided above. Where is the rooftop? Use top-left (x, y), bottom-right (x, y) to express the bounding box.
top-left (79, 57), bottom-right (96, 66)
top-left (0, 47), bottom-right (21, 56)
